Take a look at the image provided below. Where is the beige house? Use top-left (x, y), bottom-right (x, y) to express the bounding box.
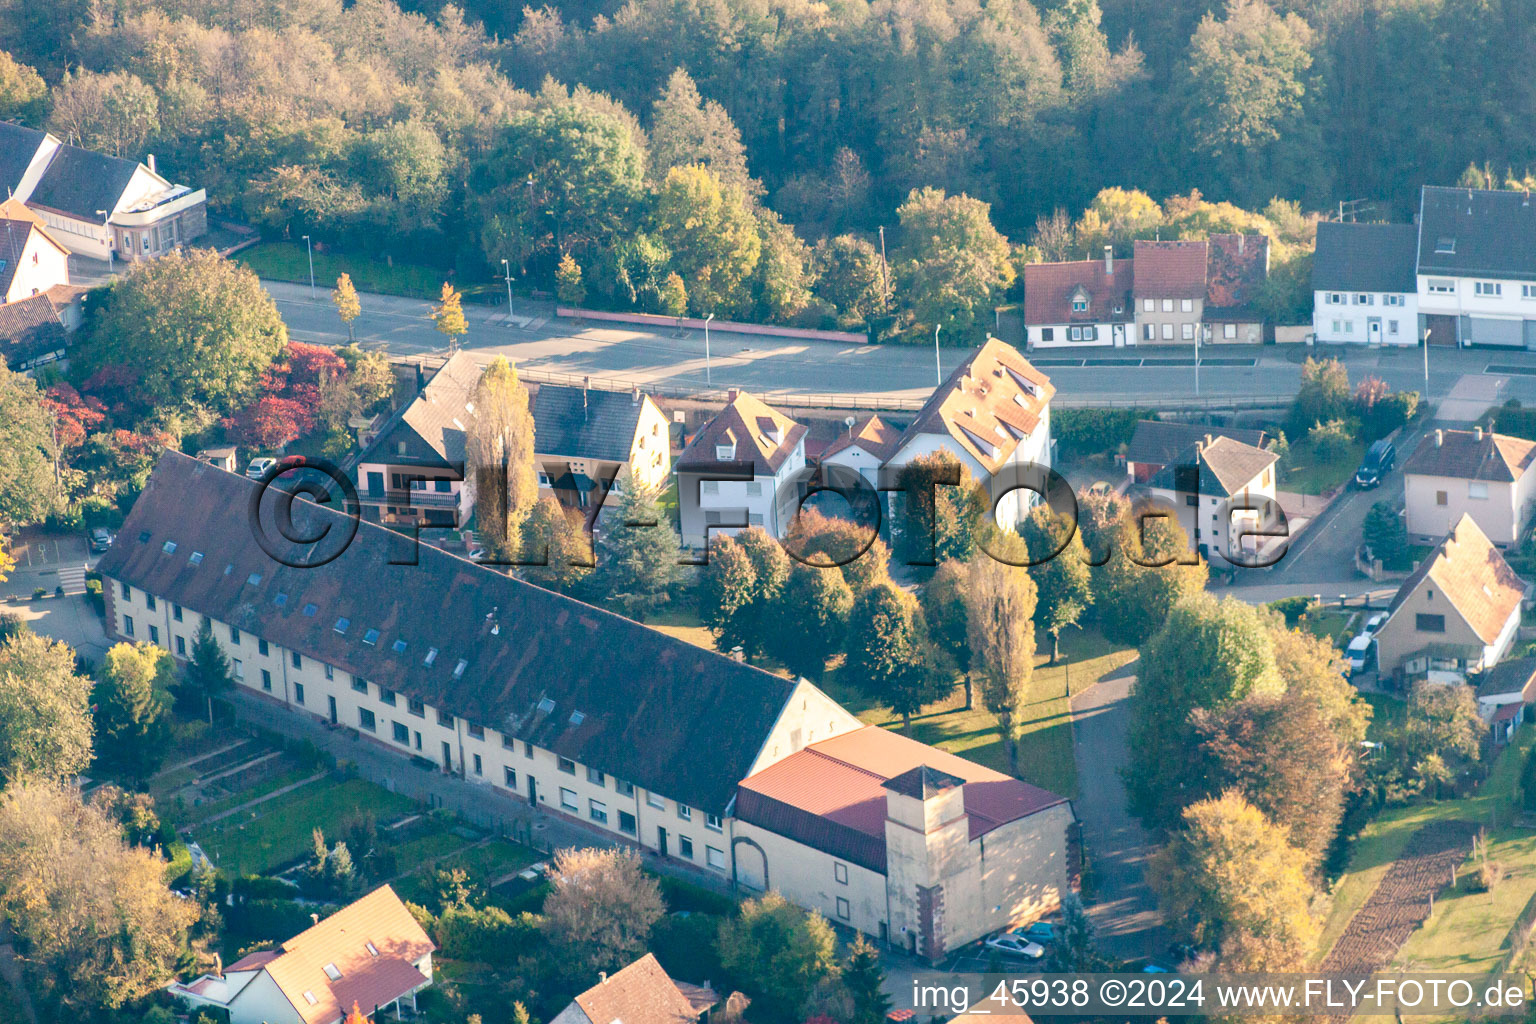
top-left (551, 955), bottom-right (717, 1024)
top-left (102, 453), bottom-right (1075, 956)
top-left (1373, 514), bottom-right (1526, 680)
top-left (1403, 427), bottom-right (1536, 547)
top-left (676, 390), bottom-right (807, 547)
top-left (1132, 240), bottom-right (1207, 344)
top-left (734, 726), bottom-right (1075, 962)
top-left (1144, 434), bottom-right (1278, 561)
top-left (170, 886), bottom-right (434, 1024)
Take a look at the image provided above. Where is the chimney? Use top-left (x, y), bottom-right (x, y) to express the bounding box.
top-left (727, 388), bottom-right (739, 403)
top-left (1104, 245), bottom-right (1113, 275)
top-left (213, 953), bottom-right (223, 979)
top-left (582, 376), bottom-right (590, 420)
top-left (1205, 433), bottom-right (1214, 447)
top-left (1238, 235), bottom-right (1245, 255)
top-left (147, 153), bottom-right (157, 173)
top-left (1475, 425), bottom-right (1484, 440)
top-left (1435, 429), bottom-right (1444, 447)
top-left (599, 972), bottom-right (608, 985)
top-left (310, 913), bottom-right (320, 925)
top-left (631, 384), bottom-right (640, 404)
top-left (415, 363), bottom-right (426, 392)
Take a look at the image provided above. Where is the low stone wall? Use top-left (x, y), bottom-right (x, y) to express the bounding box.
top-left (557, 306), bottom-right (867, 344)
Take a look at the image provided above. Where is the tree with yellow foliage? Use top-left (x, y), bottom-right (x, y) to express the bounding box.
top-left (432, 282), bottom-right (468, 351)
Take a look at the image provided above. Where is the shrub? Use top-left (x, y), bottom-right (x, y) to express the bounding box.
top-left (54, 585), bottom-right (64, 597)
top-left (657, 874), bottom-right (738, 917)
top-left (1267, 595), bottom-right (1314, 627)
top-left (233, 875), bottom-right (302, 900)
top-left (226, 898), bottom-right (338, 947)
top-left (1306, 418), bottom-right (1355, 462)
top-left (1053, 408), bottom-right (1153, 462)
top-left (31, 588), bottom-right (46, 600)
top-left (434, 903), bottom-right (534, 964)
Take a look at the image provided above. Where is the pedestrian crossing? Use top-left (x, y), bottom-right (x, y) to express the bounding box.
top-left (55, 564), bottom-right (88, 593)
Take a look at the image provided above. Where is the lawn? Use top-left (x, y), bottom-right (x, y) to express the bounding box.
top-left (645, 607), bottom-right (716, 653)
top-left (1315, 725), bottom-right (1535, 972)
top-left (1299, 607), bottom-right (1358, 649)
top-left (1280, 436), bottom-right (1365, 496)
top-left (236, 242), bottom-right (499, 303)
top-left (196, 776), bottom-right (416, 876)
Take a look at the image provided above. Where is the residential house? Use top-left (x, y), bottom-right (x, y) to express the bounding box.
top-left (1144, 434), bottom-right (1279, 560)
top-left (550, 955), bottom-right (717, 1024)
top-left (169, 886), bottom-right (434, 1024)
top-left (882, 337), bottom-right (1055, 530)
top-left (99, 453), bottom-right (1074, 955)
top-left (676, 389), bottom-right (807, 547)
top-left (1472, 656), bottom-right (1536, 744)
top-left (1021, 248), bottom-right (1134, 349)
top-left (1124, 420), bottom-right (1270, 483)
top-left (1372, 514), bottom-right (1526, 680)
top-left (818, 414), bottom-right (904, 489)
top-left (0, 122), bottom-right (207, 262)
top-left (1311, 221), bottom-right (1419, 345)
top-left (531, 383), bottom-right (671, 516)
top-left (734, 726), bottom-right (1074, 961)
top-left (1132, 239), bottom-right (1207, 345)
top-left (354, 351), bottom-right (481, 528)
top-left (1203, 233), bottom-right (1270, 344)
top-left (1402, 427), bottom-right (1536, 546)
top-left (1416, 185), bottom-right (1536, 348)
top-left (0, 197), bottom-right (71, 302)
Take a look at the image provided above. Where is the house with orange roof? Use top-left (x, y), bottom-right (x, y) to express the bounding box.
top-left (0, 196), bottom-right (71, 304)
top-left (550, 954), bottom-right (718, 1024)
top-left (1021, 247), bottom-right (1134, 349)
top-left (733, 724), bottom-right (1075, 963)
top-left (1373, 514), bottom-right (1528, 681)
top-left (169, 886), bottom-right (435, 1024)
top-left (883, 337), bottom-right (1055, 530)
top-left (1403, 426), bottom-right (1536, 547)
top-left (676, 388), bottom-right (808, 546)
top-left (819, 414), bottom-right (904, 488)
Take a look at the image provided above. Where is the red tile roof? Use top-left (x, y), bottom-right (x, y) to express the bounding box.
top-left (1134, 239), bottom-right (1208, 298)
top-left (677, 391), bottom-right (807, 475)
top-left (736, 726), bottom-right (1068, 873)
top-left (1387, 514), bottom-right (1527, 645)
top-left (1022, 258), bottom-right (1133, 324)
top-left (570, 954), bottom-right (709, 1024)
top-left (1205, 234), bottom-right (1270, 316)
top-left (822, 414), bottom-right (904, 463)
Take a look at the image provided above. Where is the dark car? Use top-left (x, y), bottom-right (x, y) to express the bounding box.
top-left (88, 527), bottom-right (113, 553)
top-left (1354, 438), bottom-right (1396, 489)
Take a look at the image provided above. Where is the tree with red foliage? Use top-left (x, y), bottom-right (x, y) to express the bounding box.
top-left (42, 384), bottom-right (106, 450)
top-left (223, 396), bottom-right (314, 450)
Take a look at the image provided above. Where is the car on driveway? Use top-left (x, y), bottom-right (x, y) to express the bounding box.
top-left (88, 527), bottom-right (114, 553)
top-left (1354, 438), bottom-right (1396, 489)
top-left (1345, 633), bottom-right (1374, 676)
top-left (246, 457), bottom-right (277, 479)
top-left (984, 933), bottom-right (1045, 960)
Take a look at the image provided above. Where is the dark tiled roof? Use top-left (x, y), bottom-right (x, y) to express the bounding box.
top-left (1022, 258), bottom-right (1133, 323)
top-left (1126, 421), bottom-right (1269, 469)
top-left (1133, 239), bottom-right (1208, 298)
top-left (1475, 655), bottom-right (1536, 698)
top-left (27, 141), bottom-right (141, 220)
top-left (0, 218), bottom-right (30, 297)
top-left (359, 351), bottom-right (481, 467)
top-left (677, 391), bottom-right (806, 475)
top-left (1146, 435), bottom-right (1277, 497)
top-left (96, 452), bottom-right (799, 815)
top-left (1205, 233), bottom-right (1269, 316)
top-left (1418, 186), bottom-right (1536, 282)
top-left (0, 123), bottom-right (46, 194)
top-left (532, 384), bottom-right (649, 462)
top-left (1403, 429), bottom-right (1536, 483)
top-left (0, 292), bottom-right (66, 370)
top-left (1311, 222), bottom-right (1419, 293)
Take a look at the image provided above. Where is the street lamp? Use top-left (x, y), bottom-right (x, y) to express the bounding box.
top-left (1423, 327), bottom-right (1432, 394)
top-left (1195, 323), bottom-right (1202, 397)
top-left (704, 313), bottom-right (716, 386)
top-left (96, 210), bottom-right (113, 273)
top-left (302, 235), bottom-right (315, 299)
top-left (934, 323), bottom-right (942, 386)
top-left (501, 258), bottom-right (514, 320)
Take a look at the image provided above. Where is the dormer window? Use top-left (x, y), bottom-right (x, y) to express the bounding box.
top-left (1070, 286), bottom-right (1089, 312)
top-left (1435, 236), bottom-right (1456, 254)
top-left (716, 443), bottom-right (735, 460)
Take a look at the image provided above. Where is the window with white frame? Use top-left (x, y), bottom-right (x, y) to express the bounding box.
top-left (1524, 285), bottom-right (1536, 299)
top-left (1469, 482), bottom-right (1489, 499)
top-left (678, 804), bottom-right (692, 821)
top-left (1428, 279), bottom-right (1455, 294)
top-left (589, 799), bottom-right (608, 824)
top-left (1143, 298), bottom-right (1154, 312)
top-left (705, 846), bottom-right (726, 870)
top-left (705, 813), bottom-right (723, 832)
top-left (1475, 281), bottom-right (1502, 296)
top-left (701, 481), bottom-right (719, 494)
top-left (1181, 323), bottom-right (1195, 340)
top-left (1161, 323), bottom-right (1173, 340)
top-left (1180, 298), bottom-right (1193, 312)
top-left (1161, 298), bottom-right (1173, 312)
top-left (1331, 320), bottom-right (1342, 333)
top-left (647, 792), bottom-right (666, 810)
top-left (559, 788), bottom-right (578, 811)
top-left (1071, 297), bottom-right (1087, 312)
top-left (1389, 320), bottom-right (1399, 334)
top-left (1223, 323), bottom-right (1236, 339)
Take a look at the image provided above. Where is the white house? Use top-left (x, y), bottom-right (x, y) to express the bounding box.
top-left (1472, 656), bottom-right (1536, 729)
top-left (1143, 434), bottom-right (1279, 561)
top-left (0, 122), bottom-right (207, 262)
top-left (1415, 185), bottom-right (1536, 348)
top-left (882, 337), bottom-right (1054, 530)
top-left (1021, 248), bottom-right (1134, 349)
top-left (1402, 427), bottom-right (1536, 547)
top-left (0, 197), bottom-right (71, 303)
top-left (170, 886), bottom-right (434, 1024)
top-left (676, 389), bottom-right (807, 547)
top-left (819, 414), bottom-right (904, 489)
top-left (1312, 221), bottom-right (1420, 345)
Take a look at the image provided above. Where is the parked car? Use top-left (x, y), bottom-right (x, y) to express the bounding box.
top-left (1354, 438), bottom-right (1396, 489)
top-left (984, 934), bottom-right (1045, 960)
top-left (88, 527), bottom-right (114, 553)
top-left (245, 457), bottom-right (277, 479)
top-left (1365, 611), bottom-right (1388, 634)
top-left (1345, 633), bottom-right (1373, 675)
top-left (1009, 921), bottom-right (1055, 944)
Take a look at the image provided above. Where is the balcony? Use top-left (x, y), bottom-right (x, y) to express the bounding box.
top-left (362, 487), bottom-right (462, 509)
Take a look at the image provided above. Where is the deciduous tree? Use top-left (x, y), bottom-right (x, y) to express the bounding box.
top-left (466, 356), bottom-right (538, 559)
top-left (651, 164), bottom-right (762, 316)
top-left (0, 48), bottom-right (44, 123)
top-left (518, 495), bottom-right (592, 593)
top-left (813, 235), bottom-right (886, 326)
top-left (717, 891), bottom-right (839, 1023)
top-left (769, 563), bottom-right (854, 680)
top-left (1022, 506), bottom-right (1093, 662)
top-left (845, 583), bottom-right (951, 731)
top-left (894, 452), bottom-right (983, 567)
top-left (649, 68), bottom-right (754, 193)
top-left (921, 559), bottom-right (972, 708)
top-left (962, 535), bottom-right (1038, 773)
top-left (555, 253), bottom-right (587, 306)
top-left (0, 365), bottom-right (59, 525)
top-left (332, 273), bottom-right (361, 342)
top-left (1095, 511), bottom-right (1206, 644)
top-left (540, 848), bottom-right (663, 982)
top-left (895, 187), bottom-right (1014, 337)
top-left (0, 632), bottom-right (92, 783)
top-left (432, 282), bottom-right (468, 351)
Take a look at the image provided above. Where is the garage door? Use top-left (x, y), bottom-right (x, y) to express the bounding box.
top-left (1526, 319), bottom-right (1536, 350)
top-left (1468, 316), bottom-right (1524, 347)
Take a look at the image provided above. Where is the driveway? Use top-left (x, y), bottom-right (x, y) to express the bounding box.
top-left (1, 594), bottom-right (111, 663)
top-left (1069, 658), bottom-right (1166, 960)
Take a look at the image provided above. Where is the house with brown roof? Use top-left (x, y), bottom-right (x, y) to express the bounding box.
top-left (1124, 420), bottom-right (1270, 483)
top-left (883, 337), bottom-right (1055, 530)
top-left (1133, 239), bottom-right (1208, 344)
top-left (819, 414), bottom-right (904, 488)
top-left (169, 886), bottom-right (434, 1024)
top-left (734, 725), bottom-right (1074, 962)
top-left (550, 954), bottom-right (718, 1024)
top-left (676, 389), bottom-right (808, 546)
top-left (1472, 655), bottom-right (1536, 734)
top-left (1373, 514), bottom-right (1527, 680)
top-left (0, 291), bottom-right (69, 374)
top-left (1403, 427), bottom-right (1536, 546)
top-left (1022, 247), bottom-right (1134, 349)
top-left (1203, 233), bottom-right (1270, 344)
top-left (1143, 434), bottom-right (1278, 561)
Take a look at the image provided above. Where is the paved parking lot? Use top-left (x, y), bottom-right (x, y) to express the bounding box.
top-left (2, 529), bottom-right (93, 601)
top-left (0, 593), bottom-right (111, 662)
